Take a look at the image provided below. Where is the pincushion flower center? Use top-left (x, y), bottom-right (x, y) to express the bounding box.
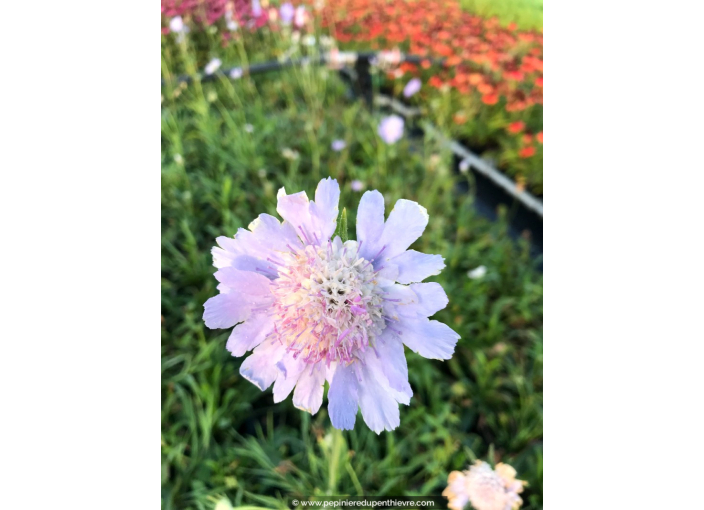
top-left (270, 239), bottom-right (386, 365)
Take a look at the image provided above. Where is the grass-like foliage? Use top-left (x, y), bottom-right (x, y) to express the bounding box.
top-left (162, 20), bottom-right (543, 510)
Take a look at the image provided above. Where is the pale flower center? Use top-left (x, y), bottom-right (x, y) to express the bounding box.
top-left (466, 469), bottom-right (510, 510)
top-left (269, 239), bottom-right (386, 365)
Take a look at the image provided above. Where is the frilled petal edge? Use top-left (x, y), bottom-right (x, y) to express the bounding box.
top-left (397, 317), bottom-right (459, 360)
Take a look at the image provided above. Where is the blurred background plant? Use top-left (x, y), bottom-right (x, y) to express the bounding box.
top-left (161, 1), bottom-right (542, 509)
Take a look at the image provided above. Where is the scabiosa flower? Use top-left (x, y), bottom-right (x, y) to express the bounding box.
top-left (279, 2), bottom-right (294, 24)
top-left (443, 461), bottom-right (526, 510)
top-left (350, 180), bottom-right (364, 192)
top-left (403, 78), bottom-right (421, 98)
top-left (169, 16), bottom-right (184, 33)
top-left (204, 58), bottom-right (222, 75)
top-left (251, 0), bottom-right (262, 17)
top-left (378, 115), bottom-right (404, 145)
top-left (459, 159), bottom-right (470, 174)
top-left (203, 178), bottom-right (459, 433)
top-left (331, 140), bottom-right (346, 152)
top-left (230, 67), bottom-right (243, 79)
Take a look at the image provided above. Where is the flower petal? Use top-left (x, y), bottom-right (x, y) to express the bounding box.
top-left (357, 358), bottom-right (401, 433)
top-left (292, 361), bottom-right (326, 414)
top-left (356, 190), bottom-right (385, 260)
top-left (309, 177), bottom-right (340, 242)
top-left (379, 282), bottom-right (419, 320)
top-left (409, 282), bottom-right (449, 317)
top-left (328, 363), bottom-right (359, 429)
top-left (374, 330), bottom-right (412, 401)
top-left (273, 355), bottom-right (306, 403)
top-left (248, 213), bottom-right (300, 251)
top-left (377, 199), bottom-right (429, 260)
top-left (380, 282), bottom-right (449, 320)
top-left (213, 251), bottom-right (277, 278)
top-left (391, 250), bottom-right (445, 284)
top-left (214, 266), bottom-right (273, 297)
top-left (212, 213), bottom-right (300, 272)
top-left (277, 179), bottom-right (340, 245)
top-left (397, 318), bottom-right (459, 360)
top-left (226, 313), bottom-right (275, 357)
top-left (203, 293), bottom-right (252, 329)
top-left (239, 340), bottom-right (287, 390)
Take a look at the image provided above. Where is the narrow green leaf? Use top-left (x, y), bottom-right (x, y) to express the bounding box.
top-left (334, 207), bottom-right (348, 242)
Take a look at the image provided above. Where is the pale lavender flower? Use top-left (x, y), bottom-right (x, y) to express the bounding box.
top-left (403, 78), bottom-right (421, 98)
top-left (443, 461), bottom-right (526, 510)
top-left (252, 0), bottom-right (262, 17)
top-left (279, 2), bottom-right (295, 24)
top-left (378, 115), bottom-right (404, 145)
top-left (350, 180), bottom-right (364, 192)
top-left (244, 124), bottom-right (254, 133)
top-left (169, 16), bottom-right (190, 42)
top-left (230, 67), bottom-right (243, 79)
top-left (204, 58), bottom-right (222, 75)
top-left (331, 140), bottom-right (346, 152)
top-left (204, 178), bottom-right (459, 433)
top-left (459, 159), bottom-right (470, 173)
top-left (294, 5), bottom-right (308, 27)
top-left (169, 16), bottom-right (185, 33)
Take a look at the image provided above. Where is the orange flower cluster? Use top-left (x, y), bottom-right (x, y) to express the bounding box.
top-left (505, 122), bottom-right (543, 159)
top-left (316, 0), bottom-right (543, 112)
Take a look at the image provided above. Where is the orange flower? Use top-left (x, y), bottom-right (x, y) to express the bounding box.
top-left (454, 112), bottom-right (468, 124)
top-left (505, 100), bottom-right (527, 112)
top-left (428, 76), bottom-right (444, 88)
top-left (465, 73), bottom-right (481, 85)
top-left (536, 131), bottom-right (543, 144)
top-left (477, 83), bottom-right (494, 95)
top-left (519, 146), bottom-right (535, 158)
top-left (522, 134), bottom-right (533, 144)
top-left (421, 59), bottom-right (432, 69)
top-left (535, 77), bottom-right (543, 87)
top-left (504, 70), bottom-right (524, 81)
top-left (481, 93), bottom-right (499, 105)
top-left (508, 121), bottom-right (524, 134)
